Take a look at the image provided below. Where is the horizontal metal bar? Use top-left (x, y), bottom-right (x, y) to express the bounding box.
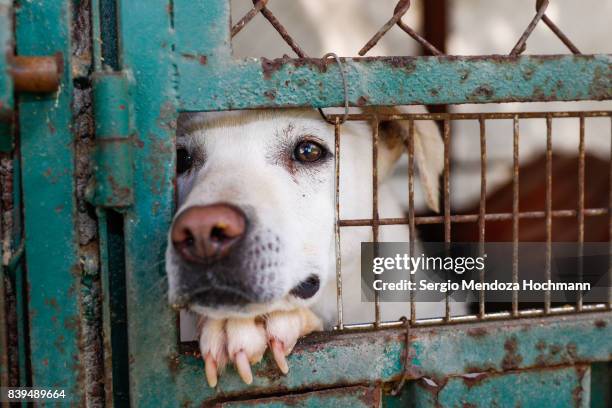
top-left (176, 55), bottom-right (612, 111)
top-left (178, 311), bottom-right (612, 403)
top-left (339, 208), bottom-right (609, 227)
top-left (331, 110), bottom-right (612, 121)
top-left (337, 303), bottom-right (610, 330)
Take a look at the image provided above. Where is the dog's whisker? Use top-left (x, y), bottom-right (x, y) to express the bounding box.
top-left (144, 274), bottom-right (169, 295)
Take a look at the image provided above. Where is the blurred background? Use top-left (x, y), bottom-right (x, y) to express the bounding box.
top-left (232, 0), bottom-right (612, 243)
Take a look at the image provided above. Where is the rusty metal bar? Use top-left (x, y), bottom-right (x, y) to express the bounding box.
top-left (256, 2), bottom-right (307, 57)
top-left (339, 303), bottom-right (609, 330)
top-left (231, 0), bottom-right (268, 38)
top-left (334, 120), bottom-right (343, 330)
top-left (510, 0), bottom-right (549, 56)
top-left (541, 14), bottom-right (581, 55)
top-left (545, 115), bottom-right (553, 314)
top-left (358, 0), bottom-right (411, 56)
top-left (512, 116), bottom-right (520, 317)
top-left (443, 118), bottom-right (451, 321)
top-left (372, 117), bottom-right (380, 327)
top-left (577, 115), bottom-right (585, 311)
top-left (338, 208), bottom-right (610, 227)
top-left (478, 117), bottom-right (486, 319)
top-left (183, 55), bottom-right (612, 110)
top-left (9, 54), bottom-right (63, 93)
top-left (396, 20), bottom-right (443, 56)
top-left (406, 120), bottom-right (416, 324)
top-left (329, 111), bottom-right (612, 122)
top-left (609, 117), bottom-right (612, 310)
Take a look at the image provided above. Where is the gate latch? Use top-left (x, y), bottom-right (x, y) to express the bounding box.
top-left (87, 71), bottom-right (134, 208)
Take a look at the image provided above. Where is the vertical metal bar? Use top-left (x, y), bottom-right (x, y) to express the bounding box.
top-left (122, 0), bottom-right (181, 404)
top-left (577, 115), bottom-right (585, 311)
top-left (0, 255), bottom-right (8, 390)
top-left (372, 117), bottom-right (381, 327)
top-left (334, 120), bottom-right (344, 330)
top-left (422, 0), bottom-right (448, 115)
top-left (545, 115), bottom-right (553, 314)
top-left (443, 118), bottom-right (451, 321)
top-left (407, 120), bottom-right (416, 324)
top-left (422, 0), bottom-right (448, 55)
top-left (16, 0), bottom-right (84, 399)
top-left (512, 116), bottom-right (520, 316)
top-left (609, 117), bottom-right (612, 310)
top-left (478, 117), bottom-right (486, 318)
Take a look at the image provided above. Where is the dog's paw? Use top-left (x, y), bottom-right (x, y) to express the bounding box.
top-left (198, 308), bottom-right (322, 387)
top-left (199, 316), bottom-right (267, 386)
top-left (265, 308), bottom-right (323, 374)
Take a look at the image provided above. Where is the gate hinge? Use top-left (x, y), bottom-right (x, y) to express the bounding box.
top-left (87, 71), bottom-right (134, 208)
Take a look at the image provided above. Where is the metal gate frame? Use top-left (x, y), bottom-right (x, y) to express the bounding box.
top-left (0, 0), bottom-right (611, 406)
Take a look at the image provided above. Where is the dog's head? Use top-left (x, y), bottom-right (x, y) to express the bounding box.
top-left (165, 109), bottom-right (442, 319)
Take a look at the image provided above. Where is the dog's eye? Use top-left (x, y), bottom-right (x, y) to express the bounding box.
top-left (294, 140), bottom-right (325, 163)
top-left (177, 148), bottom-right (193, 174)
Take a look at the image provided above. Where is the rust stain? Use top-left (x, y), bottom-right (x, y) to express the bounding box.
top-left (572, 366), bottom-right (588, 406)
top-left (460, 372), bottom-right (490, 389)
top-left (44, 297), bottom-right (60, 311)
top-left (502, 337), bottom-right (523, 370)
top-left (166, 353), bottom-right (181, 377)
top-left (356, 386), bottom-right (382, 408)
top-left (263, 90), bottom-right (276, 100)
top-left (64, 315), bottom-right (79, 331)
top-left (467, 327), bottom-right (488, 338)
top-left (181, 53), bottom-right (208, 65)
top-left (469, 85), bottom-right (495, 101)
top-left (356, 96), bottom-right (369, 106)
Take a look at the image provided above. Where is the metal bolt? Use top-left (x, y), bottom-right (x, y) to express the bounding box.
top-left (9, 53), bottom-right (63, 93)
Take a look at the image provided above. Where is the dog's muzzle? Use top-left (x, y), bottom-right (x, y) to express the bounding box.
top-left (170, 203), bottom-right (285, 309)
top-left (171, 203), bottom-right (246, 263)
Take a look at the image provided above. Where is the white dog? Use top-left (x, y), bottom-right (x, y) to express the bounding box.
top-left (165, 107), bottom-right (448, 386)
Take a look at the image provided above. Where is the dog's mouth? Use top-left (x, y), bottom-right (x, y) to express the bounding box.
top-left (289, 274), bottom-right (320, 299)
top-left (188, 286), bottom-right (255, 307)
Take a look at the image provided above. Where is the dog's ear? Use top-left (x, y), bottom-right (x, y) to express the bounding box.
top-left (373, 107), bottom-right (443, 213)
top-left (412, 118), bottom-right (443, 213)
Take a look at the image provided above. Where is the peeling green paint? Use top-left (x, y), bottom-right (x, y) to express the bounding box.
top-left (176, 55), bottom-right (612, 111)
top-left (15, 0), bottom-right (84, 403)
top-left (0, 0), bottom-right (12, 121)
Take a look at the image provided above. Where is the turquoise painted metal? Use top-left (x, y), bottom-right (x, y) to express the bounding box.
top-left (0, 0), bottom-right (13, 152)
top-left (177, 55), bottom-right (612, 111)
top-left (407, 365), bottom-right (591, 408)
top-left (172, 0), bottom-right (612, 111)
top-left (90, 72), bottom-right (134, 208)
top-left (219, 385), bottom-right (382, 407)
top-left (119, 0), bottom-right (179, 405)
top-left (15, 0), bottom-right (84, 403)
top-left (0, 0), bottom-right (12, 122)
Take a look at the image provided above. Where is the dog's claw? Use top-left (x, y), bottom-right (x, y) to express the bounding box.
top-left (204, 353), bottom-right (218, 387)
top-left (198, 308), bottom-right (321, 385)
top-left (234, 351), bottom-right (253, 384)
top-left (270, 339), bottom-right (289, 374)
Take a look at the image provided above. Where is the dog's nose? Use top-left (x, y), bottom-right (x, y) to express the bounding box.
top-left (171, 204), bottom-right (246, 262)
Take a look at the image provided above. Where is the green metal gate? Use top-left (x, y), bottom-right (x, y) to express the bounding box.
top-left (1, 0), bottom-right (611, 406)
